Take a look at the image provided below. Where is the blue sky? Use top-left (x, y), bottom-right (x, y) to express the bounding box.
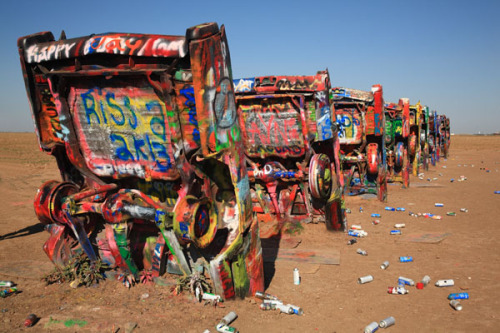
top-left (1, 0), bottom-right (498, 134)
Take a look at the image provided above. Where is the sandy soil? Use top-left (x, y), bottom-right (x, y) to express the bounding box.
top-left (0, 133), bottom-right (499, 332)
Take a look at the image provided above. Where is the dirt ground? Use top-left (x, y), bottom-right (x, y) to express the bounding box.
top-left (0, 133), bottom-right (499, 332)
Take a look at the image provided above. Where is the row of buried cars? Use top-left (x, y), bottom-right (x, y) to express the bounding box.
top-left (17, 23), bottom-right (451, 299)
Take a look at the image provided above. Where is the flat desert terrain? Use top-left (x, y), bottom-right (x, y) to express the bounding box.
top-left (0, 133), bottom-right (499, 332)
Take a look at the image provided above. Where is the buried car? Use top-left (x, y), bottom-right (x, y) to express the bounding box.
top-left (233, 70), bottom-right (345, 236)
top-left (18, 23), bottom-right (264, 299)
top-left (331, 85), bottom-right (387, 202)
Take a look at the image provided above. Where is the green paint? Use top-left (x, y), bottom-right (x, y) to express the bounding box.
top-left (113, 223), bottom-right (139, 277)
top-left (231, 253), bottom-right (250, 298)
top-left (45, 317), bottom-right (87, 328)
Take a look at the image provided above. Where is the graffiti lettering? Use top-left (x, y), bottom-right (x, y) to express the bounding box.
top-left (26, 42), bottom-right (76, 63)
top-left (276, 78), bottom-right (319, 90)
top-left (179, 86), bottom-right (200, 144)
top-left (336, 112), bottom-right (362, 144)
top-left (233, 78), bottom-right (255, 93)
top-left (70, 85), bottom-right (175, 178)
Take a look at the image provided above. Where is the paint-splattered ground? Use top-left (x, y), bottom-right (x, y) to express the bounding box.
top-left (1, 133), bottom-right (499, 332)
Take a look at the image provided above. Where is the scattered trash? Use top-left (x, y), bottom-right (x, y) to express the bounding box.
top-left (346, 208), bottom-right (352, 214)
top-left (431, 215), bottom-right (442, 220)
top-left (448, 292), bottom-right (469, 300)
top-left (396, 207), bottom-right (405, 212)
top-left (364, 321), bottom-right (379, 333)
top-left (371, 213), bottom-right (381, 218)
top-left (421, 275), bottom-right (431, 286)
top-left (140, 293), bottom-right (149, 300)
top-left (446, 212), bottom-right (456, 216)
top-left (348, 230), bottom-right (368, 237)
top-left (24, 314), bottom-right (38, 327)
top-left (380, 261), bottom-right (390, 270)
top-left (216, 323), bottom-right (238, 333)
top-left (287, 304), bottom-right (304, 315)
top-left (356, 249), bottom-right (368, 256)
top-left (0, 281), bottom-right (15, 288)
top-left (388, 286), bottom-right (408, 294)
top-left (379, 316), bottom-right (396, 328)
top-left (255, 291), bottom-right (279, 301)
top-left (351, 224), bottom-right (362, 230)
top-left (460, 208), bottom-right (468, 213)
top-left (259, 303), bottom-right (276, 311)
top-left (398, 277), bottom-right (415, 286)
top-left (358, 275), bottom-right (374, 284)
top-left (450, 178), bottom-right (454, 182)
top-left (385, 207), bottom-right (395, 211)
top-left (216, 312), bottom-right (238, 333)
top-left (220, 312), bottom-right (238, 326)
top-left (293, 268), bottom-right (300, 285)
top-left (435, 203), bottom-right (444, 207)
top-left (435, 279), bottom-right (454, 287)
top-left (202, 292), bottom-right (222, 305)
top-left (494, 191), bottom-right (500, 194)
top-left (372, 220), bottom-right (380, 225)
top-left (416, 283), bottom-right (424, 289)
top-left (394, 223), bottom-right (405, 228)
top-left (409, 212), bottom-right (418, 217)
top-left (347, 238), bottom-right (357, 245)
top-left (390, 230), bottom-right (402, 235)
top-left (359, 207), bottom-right (364, 213)
top-left (0, 287), bottom-right (18, 298)
top-left (449, 300), bottom-right (463, 311)
top-left (399, 256), bottom-right (413, 263)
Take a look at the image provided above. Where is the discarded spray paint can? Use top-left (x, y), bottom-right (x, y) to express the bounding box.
top-left (448, 292), bottom-right (469, 300)
top-left (379, 316), bottom-right (395, 328)
top-left (421, 275), bottom-right (431, 286)
top-left (380, 261), bottom-right (389, 270)
top-left (435, 279), bottom-right (454, 287)
top-left (259, 303), bottom-right (276, 311)
top-left (387, 286), bottom-right (408, 295)
top-left (371, 213), bottom-right (381, 218)
top-left (255, 291), bottom-right (279, 301)
top-left (24, 314), bottom-right (37, 328)
top-left (0, 281), bottom-right (15, 288)
top-left (431, 215), bottom-right (442, 220)
top-left (0, 287), bottom-right (18, 298)
top-left (446, 212), bottom-right (456, 216)
top-left (202, 293), bottom-right (221, 302)
top-left (394, 223), bottom-right (405, 228)
top-left (390, 230), bottom-right (402, 235)
top-left (348, 230), bottom-right (361, 237)
top-left (398, 277), bottom-right (415, 286)
top-left (385, 207), bottom-right (395, 211)
top-left (287, 304), bottom-right (304, 315)
top-left (450, 178), bottom-right (454, 182)
top-left (276, 304), bottom-right (295, 314)
top-left (460, 208), bottom-right (468, 213)
top-left (351, 224), bottom-right (362, 230)
top-left (220, 312), bottom-right (238, 325)
top-left (216, 323), bottom-right (238, 333)
top-left (293, 268), bottom-right (300, 285)
top-left (359, 207), bottom-right (363, 213)
top-left (416, 283), bottom-right (424, 289)
top-left (495, 191), bottom-right (500, 194)
top-left (364, 321), bottom-right (379, 333)
top-left (372, 220), bottom-right (380, 225)
top-left (396, 207), bottom-right (405, 211)
top-left (347, 238), bottom-right (357, 245)
top-left (449, 300), bottom-right (463, 311)
top-left (358, 275), bottom-right (374, 284)
top-left (263, 299), bottom-right (283, 306)
top-left (356, 248), bottom-right (368, 256)
top-left (435, 203), bottom-right (444, 207)
top-left (399, 256), bottom-right (413, 263)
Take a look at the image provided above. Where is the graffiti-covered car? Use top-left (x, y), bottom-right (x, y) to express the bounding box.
top-left (439, 115), bottom-right (451, 159)
top-left (384, 98), bottom-right (411, 188)
top-left (331, 86), bottom-right (387, 202)
top-left (429, 111), bottom-right (440, 165)
top-left (409, 103), bottom-right (423, 176)
top-left (233, 70), bottom-right (345, 236)
top-left (18, 23), bottom-right (264, 299)
top-left (419, 105), bottom-right (431, 170)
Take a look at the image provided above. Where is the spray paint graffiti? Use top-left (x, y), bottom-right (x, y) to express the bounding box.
top-left (336, 112), bottom-right (362, 144)
top-left (69, 84), bottom-right (176, 179)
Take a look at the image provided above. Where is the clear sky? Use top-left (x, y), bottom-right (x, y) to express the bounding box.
top-left (1, 0), bottom-right (499, 134)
